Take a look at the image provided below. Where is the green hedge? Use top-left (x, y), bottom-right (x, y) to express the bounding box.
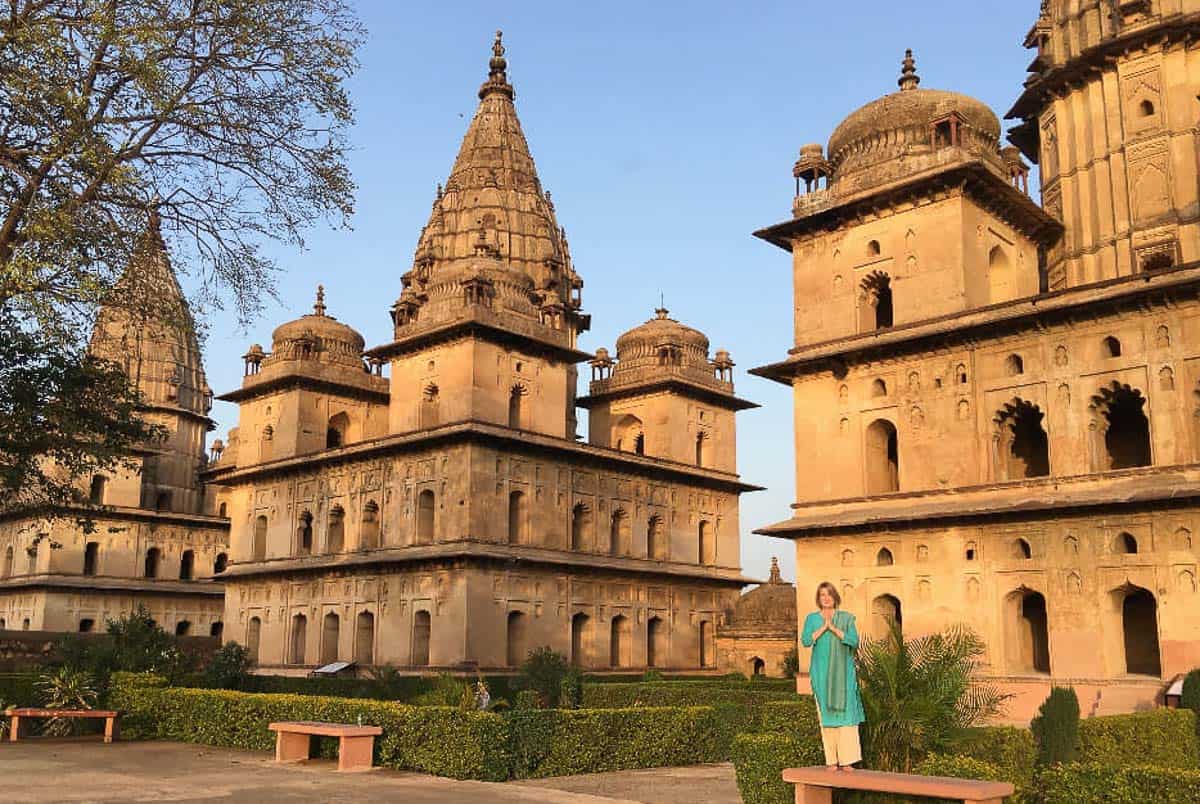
top-left (109, 672), bottom-right (510, 780)
top-left (730, 732), bottom-right (824, 804)
top-left (1078, 709), bottom-right (1199, 770)
top-left (945, 726), bottom-right (1036, 789)
top-left (1034, 763), bottom-right (1200, 803)
top-left (507, 707), bottom-right (727, 778)
top-left (0, 672), bottom-right (41, 708)
top-left (580, 681), bottom-right (799, 734)
top-left (177, 672), bottom-right (520, 703)
top-left (913, 755), bottom-right (1025, 803)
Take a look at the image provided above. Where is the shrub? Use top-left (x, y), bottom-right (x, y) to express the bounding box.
top-left (108, 672), bottom-right (510, 781)
top-left (730, 733), bottom-right (823, 804)
top-left (36, 667), bottom-right (98, 735)
top-left (506, 706), bottom-right (727, 778)
top-left (1034, 763), bottom-right (1200, 803)
top-left (913, 754), bottom-right (1027, 802)
top-left (57, 606), bottom-right (190, 687)
top-left (946, 726), bottom-right (1035, 788)
top-left (1078, 709), bottom-right (1199, 770)
top-left (781, 647), bottom-right (799, 679)
top-left (0, 672), bottom-right (41, 708)
top-left (203, 642), bottom-right (252, 690)
top-left (1182, 669), bottom-right (1200, 731)
top-left (580, 681), bottom-right (797, 734)
top-left (759, 698), bottom-right (819, 737)
top-left (558, 667), bottom-right (583, 710)
top-left (412, 673), bottom-right (471, 708)
top-left (640, 669), bottom-right (665, 682)
top-left (517, 647), bottom-right (569, 708)
top-left (857, 621), bottom-right (1010, 772)
top-left (1031, 686), bottom-right (1079, 767)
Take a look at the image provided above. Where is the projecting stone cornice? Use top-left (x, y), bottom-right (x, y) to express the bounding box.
top-left (217, 371), bottom-right (390, 405)
top-left (754, 160), bottom-right (1061, 252)
top-left (577, 375), bottom-right (759, 412)
top-left (202, 419), bottom-right (763, 493)
top-left (751, 261), bottom-right (1200, 385)
top-left (217, 539), bottom-right (760, 586)
top-left (0, 573), bottom-right (225, 596)
top-left (0, 504), bottom-right (230, 530)
top-left (756, 461), bottom-right (1200, 537)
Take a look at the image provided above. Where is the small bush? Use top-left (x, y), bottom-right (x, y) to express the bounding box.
top-left (1181, 669), bottom-right (1200, 731)
top-left (36, 668), bottom-right (98, 735)
top-left (759, 698), bottom-right (819, 737)
top-left (1034, 762), bottom-right (1200, 803)
top-left (1031, 686), bottom-right (1079, 767)
top-left (946, 726), bottom-right (1035, 788)
top-left (730, 733), bottom-right (823, 804)
top-left (558, 667), bottom-right (583, 710)
top-left (640, 669), bottom-right (665, 682)
top-left (507, 707), bottom-right (727, 778)
top-left (914, 754), bottom-right (1024, 802)
top-left (517, 647), bottom-right (569, 709)
top-left (203, 642), bottom-right (252, 690)
top-left (412, 673), bottom-right (471, 707)
top-left (1078, 708), bottom-right (1199, 770)
top-left (781, 648), bottom-right (799, 679)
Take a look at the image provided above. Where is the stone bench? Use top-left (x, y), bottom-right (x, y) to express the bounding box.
top-left (267, 721), bottom-right (383, 772)
top-left (6, 708), bottom-right (121, 743)
top-left (783, 766), bottom-right (1014, 804)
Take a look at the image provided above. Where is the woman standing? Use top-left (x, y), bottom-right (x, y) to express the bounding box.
top-left (800, 581), bottom-right (864, 770)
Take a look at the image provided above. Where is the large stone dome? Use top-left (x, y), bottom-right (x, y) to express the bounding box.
top-left (269, 287), bottom-right (366, 370)
top-left (615, 308), bottom-right (710, 363)
top-left (725, 558), bottom-right (796, 631)
top-left (828, 87), bottom-right (1000, 162)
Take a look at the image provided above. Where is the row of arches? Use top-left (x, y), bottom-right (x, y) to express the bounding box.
top-left (251, 492), bottom-right (437, 561)
top-left (564, 612), bottom-right (715, 669)
top-left (568, 504), bottom-right (716, 564)
top-left (612, 414), bottom-right (711, 467)
top-left (2, 544), bottom-right (227, 580)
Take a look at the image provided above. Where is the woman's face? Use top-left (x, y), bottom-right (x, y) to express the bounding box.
top-left (818, 587), bottom-right (835, 609)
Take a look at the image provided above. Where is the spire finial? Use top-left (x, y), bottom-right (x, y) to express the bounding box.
top-left (769, 557), bottom-right (782, 584)
top-left (479, 29), bottom-right (514, 99)
top-left (314, 285), bottom-right (326, 316)
top-left (899, 49), bottom-right (920, 91)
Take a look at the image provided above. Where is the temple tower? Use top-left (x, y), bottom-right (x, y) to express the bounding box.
top-left (1007, 0), bottom-right (1200, 288)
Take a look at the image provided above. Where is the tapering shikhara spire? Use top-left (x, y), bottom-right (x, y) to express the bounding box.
top-left (401, 31), bottom-right (584, 329)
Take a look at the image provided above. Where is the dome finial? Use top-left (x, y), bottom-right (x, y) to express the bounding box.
top-left (898, 48), bottom-right (920, 91)
top-left (769, 557), bottom-right (782, 584)
top-left (478, 29), bottom-right (514, 99)
top-left (314, 285), bottom-right (327, 316)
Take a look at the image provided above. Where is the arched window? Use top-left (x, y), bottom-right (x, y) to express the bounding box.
top-left (143, 547), bottom-right (161, 579)
top-left (988, 246), bottom-right (1016, 303)
top-left (411, 610), bottom-right (431, 666)
top-left (1014, 538), bottom-right (1033, 559)
top-left (83, 542), bottom-right (99, 576)
top-left (210, 622), bottom-right (223, 639)
top-left (867, 239), bottom-right (881, 257)
top-left (327, 506), bottom-right (345, 552)
top-left (859, 271), bottom-right (893, 331)
top-left (615, 415), bottom-right (644, 454)
top-left (1139, 99), bottom-right (1155, 117)
top-left (571, 612), bottom-right (590, 667)
top-left (3, 546), bottom-right (12, 578)
top-left (1116, 532), bottom-right (1138, 554)
top-left (1006, 589), bottom-right (1050, 673)
top-left (260, 425), bottom-right (274, 462)
top-left (79, 619), bottom-right (95, 633)
top-left (214, 553), bottom-right (228, 574)
top-left (297, 511), bottom-right (313, 555)
top-left (355, 611), bottom-right (375, 665)
top-left (871, 378), bottom-right (887, 397)
top-left (27, 542), bottom-right (38, 574)
top-left (647, 516), bottom-right (666, 560)
top-left (610, 614), bottom-right (631, 668)
top-left (695, 432), bottom-right (708, 467)
top-left (752, 657), bottom-right (766, 676)
top-left (647, 616), bottom-right (667, 668)
top-left (1092, 383), bottom-right (1152, 470)
top-left (155, 492), bottom-right (172, 512)
top-left (218, 502), bottom-right (228, 517)
top-left (508, 491), bottom-right (527, 545)
top-left (175, 621), bottom-right (191, 637)
top-left (957, 364), bottom-right (969, 385)
top-left (416, 490), bottom-right (435, 544)
top-left (289, 613), bottom-right (307, 665)
top-left (508, 386), bottom-right (525, 429)
top-left (699, 620), bottom-right (714, 668)
top-left (1120, 586), bottom-right (1161, 676)
top-left (871, 594), bottom-right (903, 641)
top-left (994, 399), bottom-right (1050, 480)
top-left (571, 504), bottom-right (589, 551)
top-left (88, 475), bottom-right (107, 505)
top-left (865, 419), bottom-right (900, 493)
top-left (609, 509), bottom-right (631, 556)
top-left (965, 542), bottom-right (977, 561)
top-left (1005, 354), bottom-right (1024, 376)
top-left (179, 550), bottom-right (194, 580)
top-left (253, 515), bottom-right (268, 561)
top-left (360, 501), bottom-right (380, 549)
top-left (1102, 336), bottom-right (1122, 358)
top-left (321, 612), bottom-right (340, 665)
top-left (420, 385), bottom-right (440, 429)
top-left (698, 520), bottom-right (715, 565)
top-left (876, 547), bottom-right (894, 566)
top-left (327, 412), bottom-right (350, 448)
top-left (506, 611), bottom-right (527, 667)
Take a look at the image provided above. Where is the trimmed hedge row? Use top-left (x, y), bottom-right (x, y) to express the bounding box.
top-left (507, 707), bottom-right (728, 778)
top-left (945, 726), bottom-right (1036, 789)
top-left (580, 681), bottom-right (799, 734)
top-left (0, 672), bottom-right (40, 708)
top-left (730, 733), bottom-right (824, 804)
top-left (1078, 708), bottom-right (1199, 770)
top-left (1034, 763), bottom-right (1200, 803)
top-left (109, 673), bottom-right (510, 780)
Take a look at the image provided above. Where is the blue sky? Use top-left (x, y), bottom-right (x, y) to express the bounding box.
top-left (195, 0), bottom-right (1042, 586)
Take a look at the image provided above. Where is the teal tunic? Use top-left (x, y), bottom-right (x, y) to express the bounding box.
top-left (801, 610), bottom-right (865, 727)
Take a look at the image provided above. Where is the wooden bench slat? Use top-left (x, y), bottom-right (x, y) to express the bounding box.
top-left (783, 767), bottom-right (1014, 798)
top-left (8, 709), bottom-right (119, 718)
top-left (268, 721), bottom-right (382, 738)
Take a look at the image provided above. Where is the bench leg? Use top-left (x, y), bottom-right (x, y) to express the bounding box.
top-left (8, 715), bottom-right (22, 742)
top-left (337, 735), bottom-right (376, 772)
top-left (104, 716), bottom-right (120, 744)
top-left (275, 732), bottom-right (310, 764)
top-left (794, 783), bottom-right (832, 804)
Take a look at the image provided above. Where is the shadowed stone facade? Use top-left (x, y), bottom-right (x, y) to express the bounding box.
top-left (754, 3), bottom-right (1200, 720)
top-left (0, 217), bottom-right (229, 636)
top-left (208, 33), bottom-right (759, 674)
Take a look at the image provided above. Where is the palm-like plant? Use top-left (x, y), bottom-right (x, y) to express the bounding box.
top-left (856, 621), bottom-right (1011, 772)
top-left (36, 667), bottom-right (98, 736)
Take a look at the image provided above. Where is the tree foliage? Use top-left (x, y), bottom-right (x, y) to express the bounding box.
top-left (1031, 685), bottom-right (1080, 767)
top-left (856, 621), bottom-right (1011, 772)
top-left (518, 647), bottom-right (571, 709)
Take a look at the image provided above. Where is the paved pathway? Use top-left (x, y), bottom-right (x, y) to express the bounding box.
top-left (0, 740), bottom-right (742, 804)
